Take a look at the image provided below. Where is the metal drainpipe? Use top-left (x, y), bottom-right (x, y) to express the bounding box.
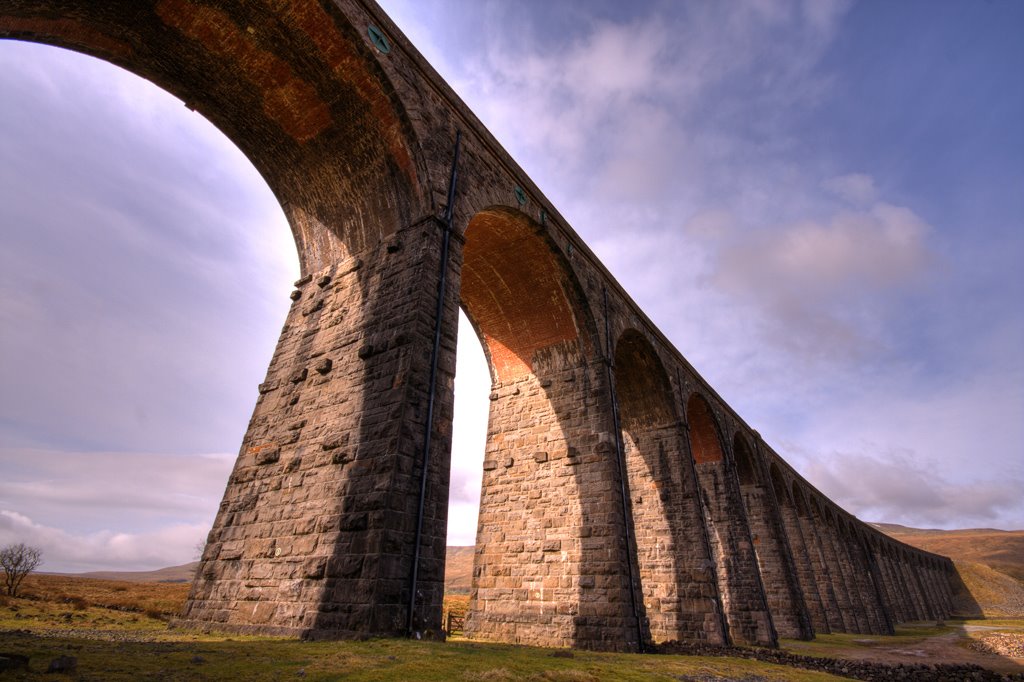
top-left (602, 287), bottom-right (646, 653)
top-left (407, 131), bottom-right (461, 638)
top-left (675, 367), bottom-right (732, 647)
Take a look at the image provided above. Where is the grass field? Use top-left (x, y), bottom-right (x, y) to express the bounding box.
top-left (2, 574), bottom-right (1023, 680)
top-left (0, 576), bottom-right (841, 680)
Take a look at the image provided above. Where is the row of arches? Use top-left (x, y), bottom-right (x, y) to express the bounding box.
top-left (1, 1), bottom-right (956, 650)
top-left (458, 204), bottom-right (956, 648)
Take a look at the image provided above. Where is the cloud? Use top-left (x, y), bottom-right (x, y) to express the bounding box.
top-left (688, 197), bottom-right (933, 358)
top-left (802, 448), bottom-right (1024, 528)
top-left (822, 173), bottom-right (877, 206)
top-left (0, 509), bottom-right (208, 573)
top-left (0, 41), bottom-right (298, 455)
top-left (0, 447), bottom-right (234, 571)
top-left (0, 448), bottom-right (234, 531)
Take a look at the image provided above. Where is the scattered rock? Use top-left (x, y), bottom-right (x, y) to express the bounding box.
top-left (0, 653), bottom-right (29, 671)
top-left (654, 641), bottom-right (1023, 681)
top-left (46, 655), bottom-right (77, 674)
top-left (969, 633), bottom-right (1024, 658)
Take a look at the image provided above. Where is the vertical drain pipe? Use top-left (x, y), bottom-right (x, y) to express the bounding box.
top-left (602, 287), bottom-right (646, 653)
top-left (408, 131), bottom-right (461, 638)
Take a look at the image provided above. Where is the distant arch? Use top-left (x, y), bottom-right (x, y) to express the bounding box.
top-left (686, 393), bottom-right (725, 464)
top-left (733, 433), bottom-right (759, 486)
top-left (461, 207), bottom-right (586, 381)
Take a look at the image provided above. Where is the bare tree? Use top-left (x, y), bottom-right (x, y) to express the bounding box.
top-left (0, 543), bottom-right (42, 597)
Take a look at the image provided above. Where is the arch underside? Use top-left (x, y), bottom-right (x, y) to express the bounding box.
top-left (1, 0), bottom-right (428, 273)
top-left (460, 208), bottom-right (641, 650)
top-left (461, 207), bottom-right (579, 381)
top-left (685, 394), bottom-right (773, 646)
top-left (614, 331), bottom-right (723, 644)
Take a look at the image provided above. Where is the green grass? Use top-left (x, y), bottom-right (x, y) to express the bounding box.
top-left (0, 629), bottom-right (849, 681)
top-left (7, 576), bottom-right (1019, 680)
top-left (0, 583), bottom-right (845, 681)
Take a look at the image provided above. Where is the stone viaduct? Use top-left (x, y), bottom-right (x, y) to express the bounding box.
top-left (2, 0), bottom-right (957, 652)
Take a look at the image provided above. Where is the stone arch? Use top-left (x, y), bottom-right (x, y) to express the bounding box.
top-left (768, 464), bottom-right (826, 633)
top-left (732, 434), bottom-right (811, 639)
top-left (1, 1), bottom-right (431, 274)
top-left (459, 206), bottom-right (647, 649)
top-left (461, 207), bottom-right (587, 382)
top-left (815, 497), bottom-right (864, 630)
top-left (3, 2), bottom-right (454, 642)
top-left (733, 433), bottom-right (759, 486)
top-left (684, 393), bottom-right (773, 645)
top-left (808, 495), bottom-right (861, 633)
top-left (686, 393), bottom-right (725, 464)
top-left (791, 482), bottom-right (843, 632)
top-left (609, 330), bottom-right (723, 645)
top-left (769, 462), bottom-right (790, 503)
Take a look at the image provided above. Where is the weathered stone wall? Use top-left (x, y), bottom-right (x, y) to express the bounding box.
top-left (2, 0), bottom-right (958, 652)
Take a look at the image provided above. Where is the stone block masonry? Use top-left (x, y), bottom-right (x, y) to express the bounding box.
top-left (2, 0), bottom-right (957, 651)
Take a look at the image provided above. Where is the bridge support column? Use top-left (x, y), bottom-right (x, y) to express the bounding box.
top-left (465, 363), bottom-right (644, 651)
top-left (855, 538), bottom-right (895, 634)
top-left (684, 398), bottom-right (775, 647)
top-left (180, 217), bottom-right (459, 639)
top-left (888, 550), bottom-right (915, 622)
top-left (776, 503), bottom-right (828, 632)
top-left (874, 548), bottom-right (906, 623)
top-left (735, 469), bottom-right (813, 638)
top-left (796, 509), bottom-right (843, 632)
top-left (810, 515), bottom-right (855, 633)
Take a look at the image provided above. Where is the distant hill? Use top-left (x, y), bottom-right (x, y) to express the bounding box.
top-left (871, 523), bottom-right (1024, 581)
top-left (50, 562), bottom-right (198, 583)
top-left (444, 546), bottom-right (474, 594)
top-left (873, 522), bottom-right (1024, 617)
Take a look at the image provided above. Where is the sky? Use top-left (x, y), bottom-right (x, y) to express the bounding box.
top-left (0, 0), bottom-right (1021, 573)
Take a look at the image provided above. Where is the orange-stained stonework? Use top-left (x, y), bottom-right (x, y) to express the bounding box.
top-left (0, 0), bottom-right (955, 650)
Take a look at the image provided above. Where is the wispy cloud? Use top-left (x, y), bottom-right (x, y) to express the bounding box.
top-left (0, 509), bottom-right (208, 573)
top-left (689, 194), bottom-right (934, 358)
top-left (803, 448), bottom-right (1023, 528)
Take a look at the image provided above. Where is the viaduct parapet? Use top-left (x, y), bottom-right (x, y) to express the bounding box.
top-left (1, 0), bottom-right (957, 651)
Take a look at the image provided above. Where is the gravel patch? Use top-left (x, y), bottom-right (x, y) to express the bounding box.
top-left (970, 634), bottom-right (1024, 659)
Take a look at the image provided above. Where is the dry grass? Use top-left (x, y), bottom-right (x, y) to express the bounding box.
top-left (0, 575), bottom-right (848, 681)
top-left (877, 525), bottom-right (1024, 582)
top-left (15, 573), bottom-right (190, 617)
top-left (951, 560), bottom-right (1024, 617)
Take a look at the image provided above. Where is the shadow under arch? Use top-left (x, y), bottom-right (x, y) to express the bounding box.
top-left (791, 482), bottom-right (844, 632)
top-left (684, 393), bottom-right (774, 645)
top-left (768, 462), bottom-right (828, 634)
top-left (807, 495), bottom-right (861, 633)
top-left (458, 206), bottom-right (640, 650)
top-left (732, 434), bottom-right (812, 639)
top-left (613, 330), bottom-right (723, 644)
